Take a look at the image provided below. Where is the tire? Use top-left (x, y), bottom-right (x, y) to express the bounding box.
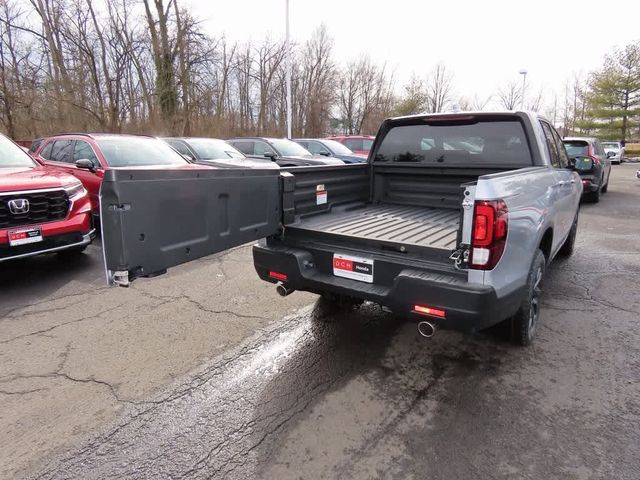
top-left (558, 211), bottom-right (578, 257)
top-left (511, 250), bottom-right (545, 346)
top-left (588, 183), bottom-right (601, 203)
top-left (57, 245), bottom-right (87, 258)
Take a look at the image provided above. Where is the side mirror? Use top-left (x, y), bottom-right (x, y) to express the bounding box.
top-left (573, 156), bottom-right (594, 172)
top-left (606, 151), bottom-right (615, 158)
top-left (319, 151), bottom-right (331, 157)
top-left (75, 158), bottom-right (97, 173)
top-left (263, 151), bottom-right (277, 160)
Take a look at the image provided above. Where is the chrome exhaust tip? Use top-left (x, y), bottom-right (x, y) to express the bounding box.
top-left (417, 321), bottom-right (436, 338)
top-left (276, 282), bottom-right (294, 297)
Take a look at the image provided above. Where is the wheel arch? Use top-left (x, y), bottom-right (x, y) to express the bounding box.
top-left (539, 227), bottom-right (553, 263)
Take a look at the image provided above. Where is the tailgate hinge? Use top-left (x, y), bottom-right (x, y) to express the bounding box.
top-left (109, 270), bottom-right (130, 287)
top-left (449, 246), bottom-right (469, 270)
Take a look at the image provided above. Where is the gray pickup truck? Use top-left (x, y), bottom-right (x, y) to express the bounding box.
top-left (100, 111), bottom-right (582, 346)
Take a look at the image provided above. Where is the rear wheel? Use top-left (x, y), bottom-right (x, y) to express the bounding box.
top-left (558, 211), bottom-right (578, 257)
top-left (511, 250), bottom-right (545, 346)
top-left (588, 182), bottom-right (601, 203)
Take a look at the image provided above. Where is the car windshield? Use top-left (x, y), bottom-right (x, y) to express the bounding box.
top-left (374, 118), bottom-right (532, 165)
top-left (186, 139), bottom-right (245, 160)
top-left (269, 139), bottom-right (311, 156)
top-left (0, 135), bottom-right (36, 168)
top-left (96, 137), bottom-right (189, 167)
top-left (563, 141), bottom-right (590, 157)
top-left (362, 139), bottom-right (374, 151)
top-left (602, 142), bottom-right (620, 151)
top-left (322, 140), bottom-right (355, 155)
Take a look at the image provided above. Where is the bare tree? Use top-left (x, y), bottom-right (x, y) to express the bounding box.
top-left (337, 55), bottom-right (393, 134)
top-left (471, 94), bottom-right (492, 110)
top-left (294, 25), bottom-right (336, 136)
top-left (0, 3), bottom-right (384, 140)
top-left (425, 63), bottom-right (453, 113)
top-left (497, 81), bottom-right (522, 110)
top-left (526, 87), bottom-right (544, 112)
top-left (458, 94), bottom-right (492, 111)
top-left (143, 0), bottom-right (178, 128)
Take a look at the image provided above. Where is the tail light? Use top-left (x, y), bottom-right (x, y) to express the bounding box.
top-left (269, 271), bottom-right (288, 281)
top-left (413, 305), bottom-right (446, 318)
top-left (470, 200), bottom-right (508, 270)
top-left (587, 146), bottom-right (600, 166)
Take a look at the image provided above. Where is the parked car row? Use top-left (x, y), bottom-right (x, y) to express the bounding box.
top-left (1, 132), bottom-right (374, 262)
top-left (8, 125), bottom-right (615, 269)
top-left (228, 137), bottom-right (347, 167)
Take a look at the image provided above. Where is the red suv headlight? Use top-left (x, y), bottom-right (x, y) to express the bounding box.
top-left (65, 183), bottom-right (86, 199)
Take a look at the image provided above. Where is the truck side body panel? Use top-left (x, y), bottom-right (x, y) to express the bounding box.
top-left (468, 166), bottom-right (581, 296)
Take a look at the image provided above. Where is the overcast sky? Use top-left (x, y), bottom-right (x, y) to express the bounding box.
top-left (186, 0), bottom-right (639, 109)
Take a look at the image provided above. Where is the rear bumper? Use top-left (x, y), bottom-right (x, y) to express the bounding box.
top-left (253, 243), bottom-right (524, 332)
top-left (579, 175), bottom-right (600, 193)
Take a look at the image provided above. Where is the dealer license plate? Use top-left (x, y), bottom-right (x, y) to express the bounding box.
top-left (333, 253), bottom-right (374, 283)
top-left (8, 227), bottom-right (43, 246)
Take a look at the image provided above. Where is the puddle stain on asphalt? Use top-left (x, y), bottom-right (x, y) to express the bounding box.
top-left (33, 299), bottom-right (411, 479)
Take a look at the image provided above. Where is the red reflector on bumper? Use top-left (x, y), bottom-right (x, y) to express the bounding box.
top-left (413, 305), bottom-right (446, 318)
top-left (269, 271), bottom-right (288, 281)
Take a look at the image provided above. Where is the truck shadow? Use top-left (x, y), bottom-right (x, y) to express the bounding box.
top-left (248, 296), bottom-right (511, 477)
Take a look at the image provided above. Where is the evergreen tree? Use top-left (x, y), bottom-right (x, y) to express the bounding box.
top-left (579, 41), bottom-right (640, 141)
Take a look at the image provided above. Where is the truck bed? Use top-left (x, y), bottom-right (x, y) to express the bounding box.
top-left (291, 204), bottom-right (459, 250)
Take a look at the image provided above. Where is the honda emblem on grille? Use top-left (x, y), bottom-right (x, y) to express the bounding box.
top-left (8, 198), bottom-right (30, 214)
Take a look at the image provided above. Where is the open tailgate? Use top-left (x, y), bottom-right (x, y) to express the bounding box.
top-left (100, 168), bottom-right (282, 286)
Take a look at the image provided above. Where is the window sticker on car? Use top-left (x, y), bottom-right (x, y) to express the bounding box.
top-left (316, 184), bottom-right (327, 205)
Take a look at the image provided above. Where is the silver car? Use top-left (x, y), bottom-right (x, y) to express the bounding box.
top-left (602, 141), bottom-right (625, 164)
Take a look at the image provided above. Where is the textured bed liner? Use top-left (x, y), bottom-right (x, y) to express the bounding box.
top-left (292, 204), bottom-right (460, 250)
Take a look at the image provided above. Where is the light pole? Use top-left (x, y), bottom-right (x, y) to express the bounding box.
top-left (519, 69), bottom-right (527, 110)
top-left (285, 0), bottom-right (292, 139)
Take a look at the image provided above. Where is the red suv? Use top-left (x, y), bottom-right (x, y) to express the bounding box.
top-left (1, 134), bottom-right (94, 262)
top-left (325, 135), bottom-right (375, 156)
top-left (34, 133), bottom-right (208, 223)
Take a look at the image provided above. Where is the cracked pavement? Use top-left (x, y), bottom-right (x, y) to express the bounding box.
top-left (0, 243), bottom-right (314, 478)
top-left (3, 165), bottom-right (640, 479)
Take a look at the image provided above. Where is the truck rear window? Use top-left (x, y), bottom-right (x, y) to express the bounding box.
top-left (374, 119), bottom-right (532, 165)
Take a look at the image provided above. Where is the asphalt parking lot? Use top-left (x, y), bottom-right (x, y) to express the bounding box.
top-left (2, 164), bottom-right (639, 479)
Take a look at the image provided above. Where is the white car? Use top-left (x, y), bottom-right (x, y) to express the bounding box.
top-left (602, 141), bottom-right (625, 164)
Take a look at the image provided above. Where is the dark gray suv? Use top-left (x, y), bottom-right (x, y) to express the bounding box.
top-left (563, 137), bottom-right (611, 203)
